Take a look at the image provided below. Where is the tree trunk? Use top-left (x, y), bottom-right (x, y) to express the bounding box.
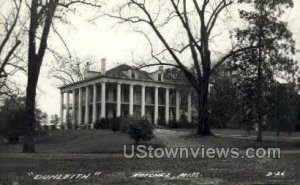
top-left (23, 89), bottom-right (36, 152)
top-left (196, 77), bottom-right (212, 136)
top-left (256, 3), bottom-right (264, 143)
top-left (23, 57), bottom-right (40, 153)
top-left (23, 0), bottom-right (57, 153)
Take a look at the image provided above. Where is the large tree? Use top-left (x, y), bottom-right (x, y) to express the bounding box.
top-left (0, 0), bottom-right (24, 100)
top-left (103, 0), bottom-right (258, 135)
top-left (231, 0), bottom-right (296, 141)
top-left (23, 0), bottom-right (101, 153)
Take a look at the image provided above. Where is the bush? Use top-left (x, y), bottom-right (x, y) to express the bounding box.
top-left (0, 107), bottom-right (25, 143)
top-left (0, 107), bottom-right (48, 143)
top-left (127, 117), bottom-right (154, 144)
top-left (157, 118), bottom-right (166, 127)
top-left (120, 117), bottom-right (132, 133)
top-left (110, 117), bottom-right (121, 132)
top-left (94, 118), bottom-right (111, 129)
top-left (167, 117), bottom-right (196, 129)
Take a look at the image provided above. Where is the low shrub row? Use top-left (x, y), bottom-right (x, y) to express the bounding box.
top-left (94, 117), bottom-right (154, 144)
top-left (157, 115), bottom-right (196, 129)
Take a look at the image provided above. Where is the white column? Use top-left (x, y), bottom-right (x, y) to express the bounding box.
top-left (65, 91), bottom-right (70, 129)
top-left (92, 84), bottom-right (97, 128)
top-left (176, 89), bottom-right (180, 121)
top-left (154, 86), bottom-right (159, 125)
top-left (141, 85), bottom-right (145, 117)
top-left (72, 89), bottom-right (76, 129)
top-left (187, 91), bottom-right (192, 123)
top-left (165, 88), bottom-right (170, 123)
top-left (85, 86), bottom-right (89, 125)
top-left (129, 84), bottom-right (134, 116)
top-left (78, 88), bottom-right (82, 126)
top-left (116, 83), bottom-right (121, 117)
top-left (100, 82), bottom-right (106, 118)
top-left (60, 91), bottom-right (64, 126)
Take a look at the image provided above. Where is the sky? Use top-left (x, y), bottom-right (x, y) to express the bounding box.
top-left (5, 1), bottom-right (300, 119)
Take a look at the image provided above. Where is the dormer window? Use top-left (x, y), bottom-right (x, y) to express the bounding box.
top-left (158, 73), bottom-right (162, 81)
top-left (132, 70), bottom-right (135, 79)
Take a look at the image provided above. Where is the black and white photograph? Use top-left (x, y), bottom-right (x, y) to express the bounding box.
top-left (0, 0), bottom-right (300, 184)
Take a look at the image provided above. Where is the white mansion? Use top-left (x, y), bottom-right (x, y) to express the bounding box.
top-left (59, 59), bottom-right (196, 129)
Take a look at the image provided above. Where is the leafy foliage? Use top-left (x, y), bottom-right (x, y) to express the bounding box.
top-left (230, 0), bottom-right (296, 140)
top-left (0, 96), bottom-right (48, 143)
top-left (127, 117), bottom-right (154, 145)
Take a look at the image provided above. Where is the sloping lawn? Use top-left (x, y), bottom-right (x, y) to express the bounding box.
top-left (0, 129), bottom-right (164, 153)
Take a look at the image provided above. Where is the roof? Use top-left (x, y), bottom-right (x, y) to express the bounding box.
top-left (104, 64), bottom-right (154, 81)
top-left (59, 64), bottom-right (187, 90)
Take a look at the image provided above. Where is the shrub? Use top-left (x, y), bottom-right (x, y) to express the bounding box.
top-left (167, 117), bottom-right (196, 129)
top-left (94, 118), bottom-right (111, 129)
top-left (0, 107), bottom-right (25, 143)
top-left (168, 120), bottom-right (180, 128)
top-left (34, 124), bottom-right (48, 137)
top-left (119, 117), bottom-right (132, 133)
top-left (157, 118), bottom-right (166, 127)
top-left (50, 125), bottom-right (57, 130)
top-left (127, 117), bottom-right (154, 145)
top-left (0, 105), bottom-right (48, 143)
top-left (110, 117), bottom-right (121, 132)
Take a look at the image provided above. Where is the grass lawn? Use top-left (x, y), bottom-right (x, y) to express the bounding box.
top-left (183, 135), bottom-right (300, 150)
top-left (1, 129), bottom-right (300, 184)
top-left (0, 153), bottom-right (299, 184)
top-left (0, 129), bottom-right (164, 153)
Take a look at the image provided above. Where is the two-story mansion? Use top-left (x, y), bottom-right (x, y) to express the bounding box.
top-left (59, 59), bottom-right (196, 129)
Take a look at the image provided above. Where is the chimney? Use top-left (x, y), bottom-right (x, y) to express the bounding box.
top-left (101, 58), bottom-right (106, 73)
top-left (159, 66), bottom-right (164, 71)
top-left (85, 62), bottom-right (91, 71)
top-left (84, 62), bottom-right (90, 78)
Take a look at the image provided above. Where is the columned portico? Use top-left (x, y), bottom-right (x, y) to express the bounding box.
top-left (59, 64), bottom-right (195, 127)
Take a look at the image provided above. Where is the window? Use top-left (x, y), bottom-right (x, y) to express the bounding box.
top-left (158, 73), bottom-right (162, 81)
top-left (131, 70), bottom-right (135, 79)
